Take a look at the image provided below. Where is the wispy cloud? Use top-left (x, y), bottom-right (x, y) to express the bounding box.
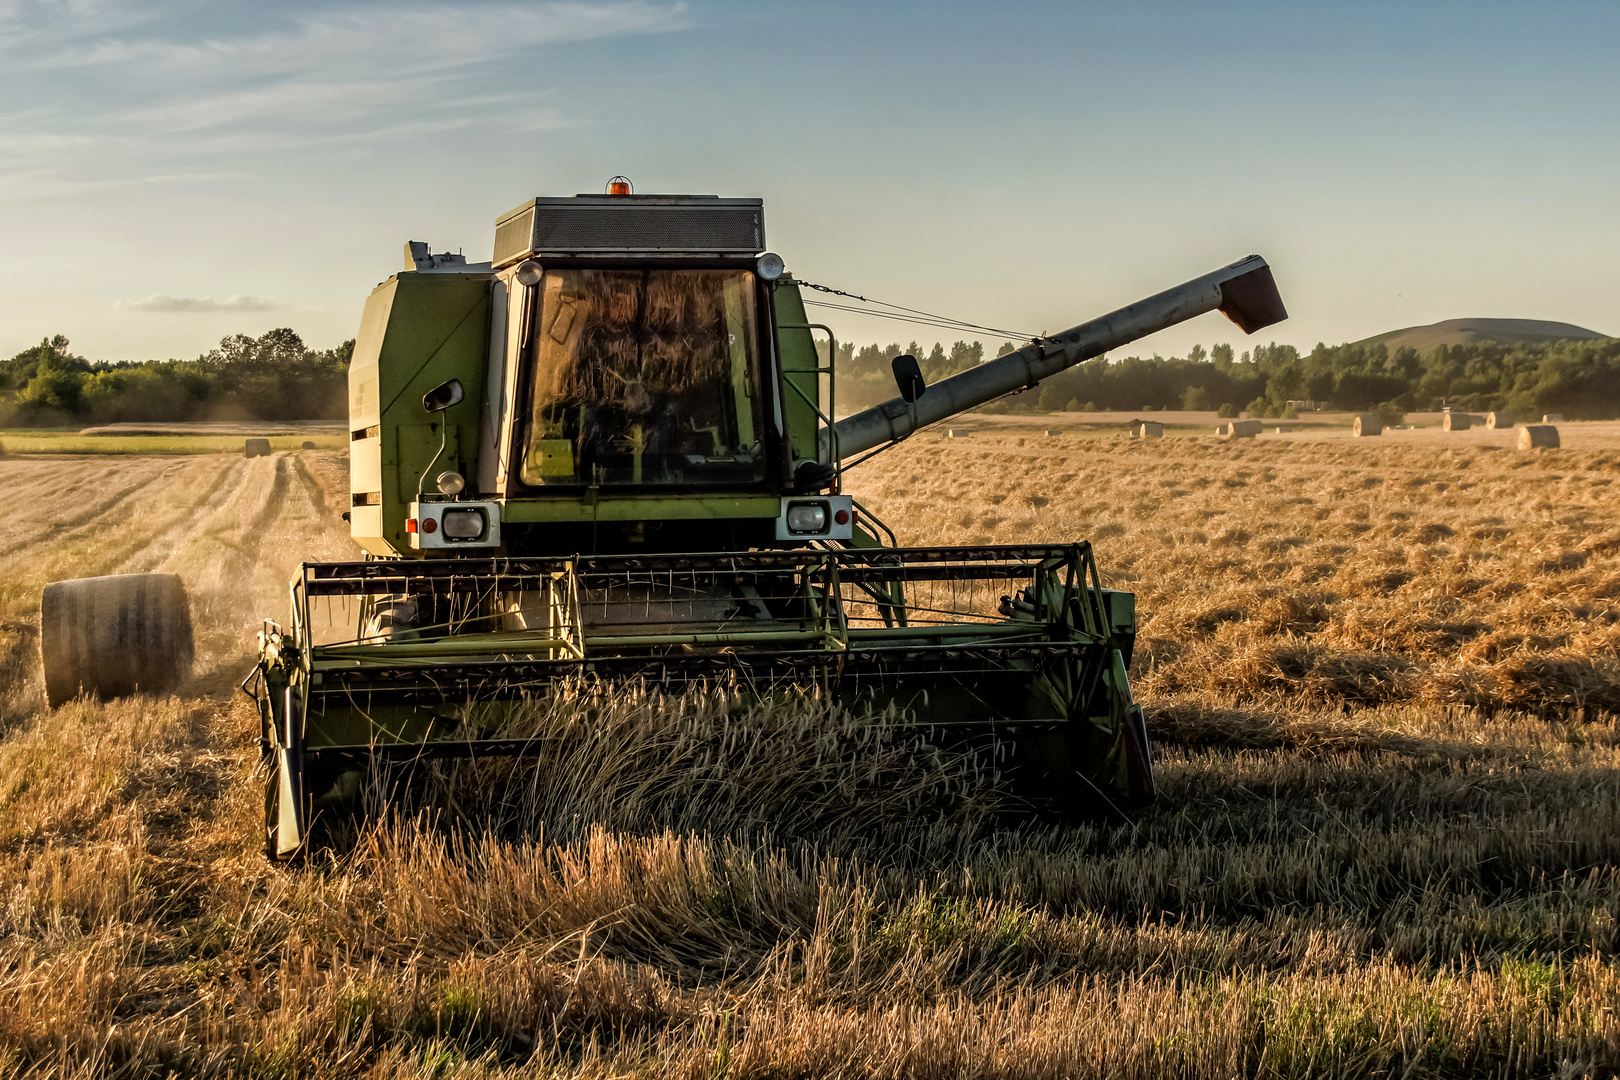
top-left (118, 294), bottom-right (279, 313)
top-left (31, 2), bottom-right (686, 75)
top-left (0, 2), bottom-right (686, 196)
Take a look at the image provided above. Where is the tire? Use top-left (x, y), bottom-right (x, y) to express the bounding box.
top-left (39, 573), bottom-right (194, 707)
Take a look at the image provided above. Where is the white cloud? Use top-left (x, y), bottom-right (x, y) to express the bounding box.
top-left (27, 2), bottom-right (685, 75)
top-left (0, 1), bottom-right (684, 196)
top-left (118, 294), bottom-right (279, 313)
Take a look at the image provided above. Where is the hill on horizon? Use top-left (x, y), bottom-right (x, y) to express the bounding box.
top-left (1355, 317), bottom-right (1612, 354)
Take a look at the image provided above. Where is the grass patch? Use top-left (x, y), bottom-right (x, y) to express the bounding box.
top-left (0, 429), bottom-right (345, 454)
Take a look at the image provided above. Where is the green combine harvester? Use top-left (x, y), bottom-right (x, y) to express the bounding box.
top-left (38, 181), bottom-right (1286, 858)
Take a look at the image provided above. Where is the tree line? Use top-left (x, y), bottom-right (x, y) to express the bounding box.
top-left (0, 330), bottom-right (352, 426)
top-left (7, 326), bottom-right (1617, 427)
top-left (828, 335), bottom-right (1620, 419)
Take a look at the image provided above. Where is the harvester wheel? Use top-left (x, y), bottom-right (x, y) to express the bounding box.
top-left (40, 573), bottom-right (193, 707)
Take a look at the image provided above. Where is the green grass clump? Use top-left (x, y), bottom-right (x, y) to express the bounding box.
top-left (0, 430), bottom-right (343, 455)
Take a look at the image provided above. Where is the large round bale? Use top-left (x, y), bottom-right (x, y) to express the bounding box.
top-left (1486, 410), bottom-right (1516, 429)
top-left (1353, 414), bottom-right (1382, 437)
top-left (1232, 419), bottom-right (1262, 438)
top-left (1442, 411), bottom-right (1470, 432)
top-left (1519, 424), bottom-right (1560, 449)
top-left (300, 440), bottom-right (317, 450)
top-left (1133, 420), bottom-right (1164, 438)
top-left (244, 438), bottom-right (272, 458)
top-left (1214, 423), bottom-right (1231, 436)
top-left (1543, 413), bottom-right (1564, 423)
top-left (40, 573), bottom-right (193, 707)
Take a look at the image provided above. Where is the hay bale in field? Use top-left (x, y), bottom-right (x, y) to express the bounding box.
top-left (1045, 429), bottom-right (1062, 437)
top-left (1442, 410), bottom-right (1470, 431)
top-left (948, 429), bottom-right (971, 438)
top-left (1519, 424), bottom-right (1560, 449)
top-left (1486, 410), bottom-right (1516, 429)
top-left (1274, 425), bottom-right (1293, 433)
top-left (301, 440), bottom-right (316, 450)
top-left (40, 573), bottom-right (193, 706)
top-left (1132, 420), bottom-right (1164, 438)
top-left (243, 437), bottom-right (272, 458)
top-left (1353, 414), bottom-right (1382, 437)
top-left (1214, 423), bottom-right (1230, 436)
top-left (1227, 420), bottom-right (1261, 439)
top-left (1543, 412), bottom-right (1564, 423)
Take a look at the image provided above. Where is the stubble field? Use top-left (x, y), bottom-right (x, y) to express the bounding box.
top-left (3, 426), bottom-right (1619, 1078)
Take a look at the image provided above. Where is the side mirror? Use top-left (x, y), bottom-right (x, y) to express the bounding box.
top-left (422, 379), bottom-right (464, 413)
top-left (891, 355), bottom-right (926, 404)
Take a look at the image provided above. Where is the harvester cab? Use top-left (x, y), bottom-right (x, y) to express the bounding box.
top-left (35, 181), bottom-right (1288, 861)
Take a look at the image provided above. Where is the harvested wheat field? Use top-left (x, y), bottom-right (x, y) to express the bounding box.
top-left (5, 433), bottom-right (1620, 1077)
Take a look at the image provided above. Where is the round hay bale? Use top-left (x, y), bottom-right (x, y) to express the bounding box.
top-left (1442, 411), bottom-right (1470, 432)
top-left (1044, 429), bottom-right (1063, 437)
top-left (1274, 425), bottom-right (1293, 433)
top-left (1214, 423), bottom-right (1231, 436)
top-left (1543, 413), bottom-right (1564, 423)
top-left (1227, 419), bottom-right (1261, 438)
top-left (300, 440), bottom-right (317, 450)
top-left (40, 573), bottom-right (193, 707)
top-left (1134, 421), bottom-right (1164, 438)
top-left (244, 437), bottom-right (272, 458)
top-left (1519, 424), bottom-right (1560, 449)
top-left (948, 429), bottom-right (971, 438)
top-left (1352, 414), bottom-right (1382, 437)
top-left (1486, 410), bottom-right (1516, 429)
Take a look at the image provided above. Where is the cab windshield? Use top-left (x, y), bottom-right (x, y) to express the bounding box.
top-left (519, 268), bottom-right (767, 487)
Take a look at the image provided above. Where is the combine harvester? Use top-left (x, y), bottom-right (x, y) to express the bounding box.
top-left (40, 181), bottom-right (1286, 858)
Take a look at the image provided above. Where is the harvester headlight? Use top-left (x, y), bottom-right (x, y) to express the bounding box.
top-left (755, 252), bottom-right (784, 281)
top-left (514, 259), bottom-right (543, 287)
top-left (440, 507), bottom-right (487, 540)
top-left (436, 470), bottom-right (465, 496)
top-left (785, 502), bottom-right (828, 534)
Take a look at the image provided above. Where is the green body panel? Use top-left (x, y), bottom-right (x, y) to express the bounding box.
top-left (348, 272), bottom-right (489, 557)
top-left (771, 283), bottom-right (825, 473)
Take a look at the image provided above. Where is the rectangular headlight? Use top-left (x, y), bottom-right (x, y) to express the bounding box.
top-left (785, 502), bottom-right (828, 534)
top-left (441, 507), bottom-right (487, 540)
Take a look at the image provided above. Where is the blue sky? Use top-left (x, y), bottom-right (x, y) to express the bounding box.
top-left (1, 0), bottom-right (1616, 363)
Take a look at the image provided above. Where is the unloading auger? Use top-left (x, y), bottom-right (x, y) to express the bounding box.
top-left (36, 181), bottom-right (1286, 858)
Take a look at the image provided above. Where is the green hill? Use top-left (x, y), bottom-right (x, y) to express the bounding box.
top-left (1355, 317), bottom-right (1611, 354)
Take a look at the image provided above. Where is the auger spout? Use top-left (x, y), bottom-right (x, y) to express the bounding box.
top-left (824, 255), bottom-right (1287, 460)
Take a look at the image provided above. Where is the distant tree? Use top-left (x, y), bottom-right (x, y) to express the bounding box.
top-left (18, 350), bottom-right (87, 412)
top-left (1182, 386), bottom-right (1212, 411)
top-left (2, 335), bottom-right (87, 392)
top-left (1217, 402), bottom-right (1238, 418)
